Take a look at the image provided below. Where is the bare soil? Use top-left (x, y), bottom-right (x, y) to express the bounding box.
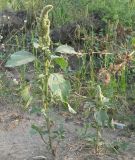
top-left (0, 101), bottom-right (135, 160)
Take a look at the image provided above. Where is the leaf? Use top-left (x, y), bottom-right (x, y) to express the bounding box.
top-left (25, 96), bottom-right (33, 109)
top-left (54, 57), bottom-right (68, 71)
top-left (55, 45), bottom-right (77, 54)
top-left (132, 37), bottom-right (135, 47)
top-left (21, 85), bottom-right (32, 108)
top-left (102, 96), bottom-right (109, 103)
top-left (50, 55), bottom-right (60, 59)
top-left (94, 110), bottom-right (109, 127)
top-left (31, 124), bottom-right (48, 135)
top-left (33, 42), bottom-right (40, 48)
top-left (21, 85), bottom-right (31, 102)
top-left (41, 108), bottom-right (47, 118)
top-left (51, 55), bottom-right (68, 70)
top-left (48, 73), bottom-right (71, 102)
top-left (5, 50), bottom-right (36, 67)
top-left (67, 103), bottom-right (77, 114)
top-left (30, 106), bottom-right (41, 114)
top-left (84, 101), bottom-right (95, 109)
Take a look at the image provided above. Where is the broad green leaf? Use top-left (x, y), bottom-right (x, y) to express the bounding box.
top-left (94, 110), bottom-right (109, 127)
top-left (55, 45), bottom-right (77, 54)
top-left (51, 55), bottom-right (68, 70)
top-left (55, 57), bottom-right (68, 70)
top-left (48, 73), bottom-right (71, 102)
top-left (5, 50), bottom-right (36, 67)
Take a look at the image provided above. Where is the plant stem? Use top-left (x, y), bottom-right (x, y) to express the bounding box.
top-left (95, 125), bottom-right (100, 153)
top-left (43, 52), bottom-right (55, 158)
top-left (46, 116), bottom-right (55, 156)
top-left (44, 57), bottom-right (49, 109)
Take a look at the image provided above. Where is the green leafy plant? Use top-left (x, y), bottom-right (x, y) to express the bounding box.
top-left (94, 86), bottom-right (109, 153)
top-left (5, 5), bottom-right (76, 159)
top-left (80, 85), bottom-right (112, 154)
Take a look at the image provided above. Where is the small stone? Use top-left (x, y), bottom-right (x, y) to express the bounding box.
top-left (32, 155), bottom-right (47, 160)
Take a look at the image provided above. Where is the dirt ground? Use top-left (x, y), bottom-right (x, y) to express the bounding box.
top-left (0, 100), bottom-right (135, 160)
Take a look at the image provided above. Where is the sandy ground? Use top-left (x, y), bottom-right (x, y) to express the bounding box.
top-left (0, 101), bottom-right (135, 160)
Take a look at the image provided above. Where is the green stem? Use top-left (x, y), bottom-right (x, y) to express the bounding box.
top-left (44, 58), bottom-right (49, 109)
top-left (42, 52), bottom-right (55, 158)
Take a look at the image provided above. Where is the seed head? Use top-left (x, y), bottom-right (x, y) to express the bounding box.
top-left (38, 5), bottom-right (53, 49)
